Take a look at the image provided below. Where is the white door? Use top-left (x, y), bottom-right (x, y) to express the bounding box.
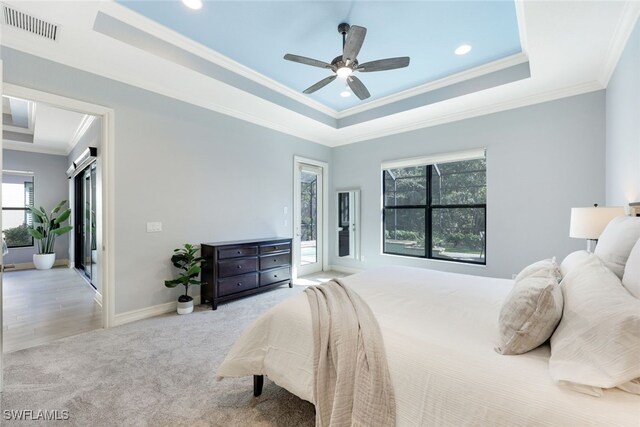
top-left (294, 162), bottom-right (324, 276)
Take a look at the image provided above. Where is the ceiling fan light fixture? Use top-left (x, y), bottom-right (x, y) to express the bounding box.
top-left (336, 67), bottom-right (353, 79)
top-left (454, 44), bottom-right (472, 55)
top-left (182, 0), bottom-right (203, 10)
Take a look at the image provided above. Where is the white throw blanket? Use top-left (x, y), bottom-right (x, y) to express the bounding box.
top-left (305, 279), bottom-right (396, 427)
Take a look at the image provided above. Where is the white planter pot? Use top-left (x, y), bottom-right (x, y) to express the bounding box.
top-left (33, 253), bottom-right (56, 270)
top-left (177, 299), bottom-right (194, 315)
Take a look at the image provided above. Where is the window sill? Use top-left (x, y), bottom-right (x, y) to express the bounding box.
top-left (380, 251), bottom-right (487, 268)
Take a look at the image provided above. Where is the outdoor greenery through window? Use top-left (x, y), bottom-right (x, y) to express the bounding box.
top-left (2, 172), bottom-right (35, 248)
top-left (383, 155), bottom-right (486, 264)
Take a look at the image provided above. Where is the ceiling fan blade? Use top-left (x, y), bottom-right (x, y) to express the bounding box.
top-left (357, 57), bottom-right (410, 72)
top-left (303, 75), bottom-right (337, 94)
top-left (284, 54), bottom-right (333, 70)
top-left (343, 25), bottom-right (367, 65)
top-left (347, 75), bottom-right (370, 100)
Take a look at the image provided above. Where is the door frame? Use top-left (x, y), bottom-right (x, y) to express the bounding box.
top-left (1, 83), bottom-right (116, 333)
top-left (292, 156), bottom-right (329, 279)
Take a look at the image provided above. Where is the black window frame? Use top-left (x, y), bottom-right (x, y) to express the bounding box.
top-left (382, 160), bottom-right (486, 265)
top-left (2, 174), bottom-right (35, 249)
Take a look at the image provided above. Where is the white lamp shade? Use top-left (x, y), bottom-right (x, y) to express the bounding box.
top-left (570, 207), bottom-right (625, 239)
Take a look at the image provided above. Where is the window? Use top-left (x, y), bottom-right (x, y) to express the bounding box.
top-left (382, 150), bottom-right (486, 264)
top-left (2, 171), bottom-right (35, 248)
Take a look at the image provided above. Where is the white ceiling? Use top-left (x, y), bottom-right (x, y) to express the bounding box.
top-left (1, 1), bottom-right (639, 147)
top-left (2, 96), bottom-right (94, 156)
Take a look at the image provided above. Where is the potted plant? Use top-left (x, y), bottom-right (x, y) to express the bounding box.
top-left (27, 200), bottom-right (73, 270)
top-left (165, 243), bottom-right (206, 314)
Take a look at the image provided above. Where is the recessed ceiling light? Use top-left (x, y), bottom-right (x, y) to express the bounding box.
top-left (455, 44), bottom-right (472, 55)
top-left (340, 88), bottom-right (351, 98)
top-left (182, 0), bottom-right (203, 10)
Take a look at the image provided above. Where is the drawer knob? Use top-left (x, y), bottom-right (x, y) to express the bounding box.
top-left (273, 259), bottom-right (277, 262)
top-left (237, 265), bottom-right (242, 269)
top-left (237, 250), bottom-right (241, 254)
top-left (237, 283), bottom-right (242, 286)
top-left (274, 275), bottom-right (278, 278)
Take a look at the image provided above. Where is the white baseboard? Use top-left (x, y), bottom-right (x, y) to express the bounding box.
top-left (94, 291), bottom-right (103, 307)
top-left (3, 258), bottom-right (70, 271)
top-left (113, 296), bottom-right (202, 327)
top-left (328, 264), bottom-right (364, 274)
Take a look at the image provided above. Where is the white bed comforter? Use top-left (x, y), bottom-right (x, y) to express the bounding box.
top-left (217, 266), bottom-right (640, 426)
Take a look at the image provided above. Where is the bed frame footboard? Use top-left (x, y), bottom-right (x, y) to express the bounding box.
top-left (253, 375), bottom-right (264, 397)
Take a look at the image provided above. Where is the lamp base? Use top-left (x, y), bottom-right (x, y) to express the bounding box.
top-left (586, 239), bottom-right (597, 253)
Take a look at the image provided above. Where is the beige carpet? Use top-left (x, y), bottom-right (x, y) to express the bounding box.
top-left (1, 283), bottom-right (319, 426)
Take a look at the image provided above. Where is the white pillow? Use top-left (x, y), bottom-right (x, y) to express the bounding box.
top-left (559, 250), bottom-right (591, 278)
top-left (496, 260), bottom-right (563, 355)
top-left (622, 238), bottom-right (640, 299)
top-left (549, 254), bottom-right (640, 394)
top-left (594, 216), bottom-right (640, 279)
top-left (515, 258), bottom-right (561, 283)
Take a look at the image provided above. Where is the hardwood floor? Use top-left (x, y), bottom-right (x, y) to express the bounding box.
top-left (2, 267), bottom-right (102, 353)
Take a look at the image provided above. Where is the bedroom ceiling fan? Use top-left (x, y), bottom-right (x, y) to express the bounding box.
top-left (284, 23), bottom-right (410, 100)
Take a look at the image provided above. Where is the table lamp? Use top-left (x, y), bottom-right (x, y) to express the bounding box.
top-left (570, 204), bottom-right (625, 252)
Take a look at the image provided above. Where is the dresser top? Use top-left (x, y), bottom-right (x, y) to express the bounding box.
top-left (201, 237), bottom-right (292, 247)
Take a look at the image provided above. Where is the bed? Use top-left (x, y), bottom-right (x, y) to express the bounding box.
top-left (218, 264), bottom-right (640, 426)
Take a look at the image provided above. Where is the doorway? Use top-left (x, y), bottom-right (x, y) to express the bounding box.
top-left (293, 157), bottom-right (328, 278)
top-left (0, 85), bottom-right (115, 381)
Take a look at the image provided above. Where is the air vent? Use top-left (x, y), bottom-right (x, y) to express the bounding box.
top-left (2, 4), bottom-right (58, 41)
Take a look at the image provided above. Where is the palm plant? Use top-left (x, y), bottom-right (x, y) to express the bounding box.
top-left (27, 200), bottom-right (73, 254)
top-left (165, 243), bottom-right (206, 302)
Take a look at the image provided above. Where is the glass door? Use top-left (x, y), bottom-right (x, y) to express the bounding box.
top-left (75, 163), bottom-right (96, 287)
top-left (296, 163), bottom-right (323, 276)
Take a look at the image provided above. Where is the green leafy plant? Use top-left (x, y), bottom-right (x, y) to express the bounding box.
top-left (27, 200), bottom-right (73, 254)
top-left (164, 243), bottom-right (206, 302)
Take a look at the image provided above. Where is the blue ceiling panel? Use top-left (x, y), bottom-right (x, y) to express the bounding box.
top-left (118, 1), bottom-right (521, 111)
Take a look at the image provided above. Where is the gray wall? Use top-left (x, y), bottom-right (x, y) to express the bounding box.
top-left (330, 91), bottom-right (606, 279)
top-left (606, 19), bottom-right (640, 206)
top-left (2, 48), bottom-right (331, 314)
top-left (2, 149), bottom-right (69, 264)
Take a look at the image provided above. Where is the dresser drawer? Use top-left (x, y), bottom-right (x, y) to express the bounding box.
top-left (218, 257), bottom-right (258, 278)
top-left (218, 246), bottom-right (258, 260)
top-left (260, 253), bottom-right (291, 270)
top-left (260, 267), bottom-right (291, 287)
top-left (259, 242), bottom-right (291, 254)
top-left (218, 273), bottom-right (258, 297)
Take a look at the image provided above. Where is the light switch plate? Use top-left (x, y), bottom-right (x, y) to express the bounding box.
top-left (147, 222), bottom-right (162, 233)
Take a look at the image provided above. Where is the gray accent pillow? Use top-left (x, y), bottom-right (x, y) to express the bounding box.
top-left (496, 260), bottom-right (563, 355)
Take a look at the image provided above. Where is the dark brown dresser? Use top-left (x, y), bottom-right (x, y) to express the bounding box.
top-left (200, 237), bottom-right (292, 310)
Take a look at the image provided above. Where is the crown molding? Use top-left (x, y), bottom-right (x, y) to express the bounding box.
top-left (335, 52), bottom-right (529, 119)
top-left (600, 1), bottom-right (640, 87)
top-left (3, 140), bottom-right (68, 156)
top-left (335, 80), bottom-right (604, 146)
top-left (67, 113), bottom-right (97, 154)
top-left (101, 1), bottom-right (529, 120)
top-left (1, 39), bottom-right (332, 145)
top-left (100, 1), bottom-right (338, 118)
